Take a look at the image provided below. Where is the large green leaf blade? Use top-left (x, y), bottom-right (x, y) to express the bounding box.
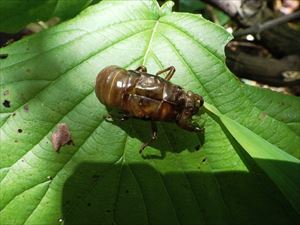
top-left (1, 0), bottom-right (299, 224)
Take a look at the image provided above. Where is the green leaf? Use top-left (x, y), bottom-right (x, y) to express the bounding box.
top-left (159, 0), bottom-right (174, 16)
top-left (0, 0), bottom-right (93, 33)
top-left (244, 85), bottom-right (300, 136)
top-left (212, 8), bottom-right (230, 26)
top-left (179, 0), bottom-right (206, 13)
top-left (1, 0), bottom-right (299, 224)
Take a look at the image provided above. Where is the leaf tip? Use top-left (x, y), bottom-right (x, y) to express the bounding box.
top-left (159, 1), bottom-right (174, 16)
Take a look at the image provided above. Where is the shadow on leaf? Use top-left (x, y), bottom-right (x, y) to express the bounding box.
top-left (106, 116), bottom-right (205, 159)
top-left (62, 160), bottom-right (299, 225)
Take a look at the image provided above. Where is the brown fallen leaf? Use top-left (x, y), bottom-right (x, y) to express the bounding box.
top-left (51, 123), bottom-right (73, 152)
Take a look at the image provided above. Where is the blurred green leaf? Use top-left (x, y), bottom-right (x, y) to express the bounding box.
top-left (179, 0), bottom-right (206, 13)
top-left (212, 7), bottom-right (230, 25)
top-left (178, 0), bottom-right (229, 26)
top-left (0, 0), bottom-right (299, 224)
top-left (0, 0), bottom-right (93, 33)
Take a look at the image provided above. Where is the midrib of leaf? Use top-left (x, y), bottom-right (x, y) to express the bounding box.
top-left (142, 20), bottom-right (159, 65)
top-left (150, 126), bottom-right (191, 225)
top-left (126, 164), bottom-right (151, 225)
top-left (158, 126), bottom-right (206, 224)
top-left (110, 137), bottom-right (132, 225)
top-left (110, 121), bottom-right (150, 225)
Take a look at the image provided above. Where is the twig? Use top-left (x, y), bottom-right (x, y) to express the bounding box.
top-left (225, 42), bottom-right (300, 87)
top-left (234, 10), bottom-right (300, 37)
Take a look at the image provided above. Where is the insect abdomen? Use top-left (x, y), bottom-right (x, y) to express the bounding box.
top-left (95, 65), bottom-right (131, 108)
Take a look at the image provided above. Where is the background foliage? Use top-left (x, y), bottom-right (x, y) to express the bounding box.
top-left (0, 0), bottom-right (93, 33)
top-left (0, 0), bottom-right (299, 224)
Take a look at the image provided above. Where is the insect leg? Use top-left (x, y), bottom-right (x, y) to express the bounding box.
top-left (156, 66), bottom-right (176, 81)
top-left (139, 121), bottom-right (158, 153)
top-left (135, 66), bottom-right (147, 72)
top-left (177, 117), bottom-right (204, 133)
top-left (103, 113), bottom-right (130, 122)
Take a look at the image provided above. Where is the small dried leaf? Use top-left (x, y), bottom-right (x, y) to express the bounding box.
top-left (51, 123), bottom-right (72, 152)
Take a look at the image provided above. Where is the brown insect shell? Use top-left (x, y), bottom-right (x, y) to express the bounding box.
top-left (96, 65), bottom-right (181, 120)
top-left (95, 65), bottom-right (204, 131)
